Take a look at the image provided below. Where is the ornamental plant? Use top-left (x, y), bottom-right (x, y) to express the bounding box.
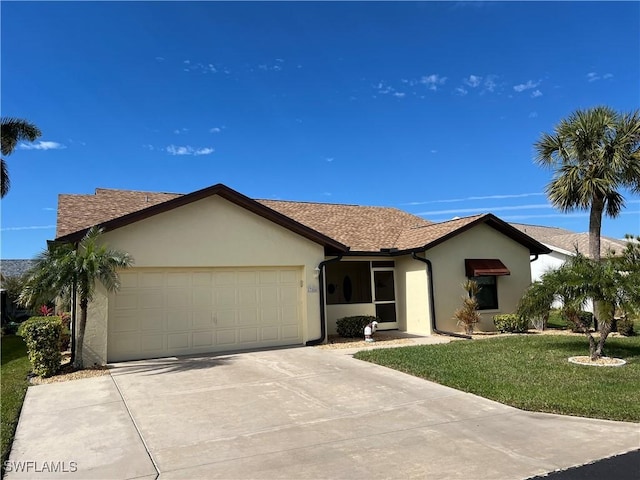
top-left (453, 280), bottom-right (481, 335)
top-left (17, 316), bottom-right (63, 377)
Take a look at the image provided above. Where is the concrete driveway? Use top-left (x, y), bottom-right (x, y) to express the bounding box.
top-left (7, 346), bottom-right (639, 479)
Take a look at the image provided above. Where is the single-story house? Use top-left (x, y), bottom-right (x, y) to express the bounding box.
top-left (509, 223), bottom-right (628, 312)
top-left (55, 184), bottom-right (550, 364)
top-left (509, 223), bottom-right (628, 282)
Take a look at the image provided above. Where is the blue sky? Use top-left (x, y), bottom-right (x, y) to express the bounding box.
top-left (1, 1), bottom-right (639, 259)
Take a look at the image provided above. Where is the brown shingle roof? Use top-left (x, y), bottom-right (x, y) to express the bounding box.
top-left (257, 200), bottom-right (432, 252)
top-left (56, 189), bottom-right (181, 238)
top-left (55, 186), bottom-right (549, 255)
top-left (509, 223), bottom-right (627, 257)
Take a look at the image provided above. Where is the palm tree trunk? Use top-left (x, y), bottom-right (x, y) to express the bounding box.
top-left (589, 196), bottom-right (605, 330)
top-left (588, 196), bottom-right (604, 261)
top-left (74, 298), bottom-right (88, 369)
top-left (594, 320), bottom-right (613, 360)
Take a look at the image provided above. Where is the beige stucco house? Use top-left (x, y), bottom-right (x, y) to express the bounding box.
top-left (55, 184), bottom-right (550, 364)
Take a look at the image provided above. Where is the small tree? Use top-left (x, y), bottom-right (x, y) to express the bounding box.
top-left (19, 227), bottom-right (133, 368)
top-left (453, 279), bottom-right (482, 335)
top-left (518, 237), bottom-right (640, 360)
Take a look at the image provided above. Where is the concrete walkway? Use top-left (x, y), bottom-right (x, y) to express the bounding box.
top-left (7, 345), bottom-right (639, 479)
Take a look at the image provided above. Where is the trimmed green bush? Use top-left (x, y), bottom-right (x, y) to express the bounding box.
top-left (493, 314), bottom-right (529, 333)
top-left (336, 316), bottom-right (378, 338)
top-left (566, 311), bottom-right (593, 332)
top-left (17, 317), bottom-right (63, 377)
top-left (617, 317), bottom-right (635, 337)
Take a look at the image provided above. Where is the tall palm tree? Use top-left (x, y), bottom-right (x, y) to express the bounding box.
top-left (19, 227), bottom-right (133, 368)
top-left (1, 117), bottom-right (42, 197)
top-left (534, 106), bottom-right (640, 261)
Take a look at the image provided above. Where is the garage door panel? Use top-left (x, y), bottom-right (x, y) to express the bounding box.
top-left (261, 326), bottom-right (279, 341)
top-left (261, 306), bottom-right (278, 324)
top-left (259, 270), bottom-right (278, 284)
top-left (216, 330), bottom-right (237, 345)
top-left (260, 287), bottom-right (279, 306)
top-left (192, 331), bottom-right (214, 347)
top-left (238, 308), bottom-right (258, 326)
top-left (108, 267), bottom-right (304, 362)
top-left (216, 309), bottom-right (236, 327)
top-left (237, 271), bottom-right (258, 284)
top-left (215, 288), bottom-right (237, 307)
top-left (139, 311), bottom-right (163, 331)
top-left (168, 332), bottom-right (190, 350)
top-left (238, 287), bottom-right (258, 306)
top-left (239, 328), bottom-right (258, 343)
top-left (140, 272), bottom-right (164, 288)
top-left (167, 310), bottom-right (190, 331)
top-left (140, 293), bottom-right (163, 309)
top-left (114, 293), bottom-right (138, 310)
top-left (140, 334), bottom-right (164, 352)
top-left (193, 311), bottom-right (213, 328)
top-left (282, 324), bottom-right (300, 340)
top-left (279, 270), bottom-right (298, 283)
top-left (166, 273), bottom-right (189, 287)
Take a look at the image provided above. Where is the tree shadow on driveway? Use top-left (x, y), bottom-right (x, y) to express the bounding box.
top-left (108, 353), bottom-right (238, 377)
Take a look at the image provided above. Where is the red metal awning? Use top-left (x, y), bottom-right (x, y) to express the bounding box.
top-left (465, 259), bottom-right (510, 277)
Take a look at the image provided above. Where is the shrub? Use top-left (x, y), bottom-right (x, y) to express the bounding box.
top-left (336, 316), bottom-right (378, 338)
top-left (565, 311), bottom-right (593, 332)
top-left (617, 317), bottom-right (635, 337)
top-left (17, 316), bottom-right (63, 377)
top-left (493, 314), bottom-right (529, 333)
top-left (453, 280), bottom-right (481, 335)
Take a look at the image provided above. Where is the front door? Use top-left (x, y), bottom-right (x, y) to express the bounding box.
top-left (372, 269), bottom-right (397, 329)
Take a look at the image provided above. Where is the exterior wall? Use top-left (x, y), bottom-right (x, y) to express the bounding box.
top-left (83, 196), bottom-right (325, 365)
top-left (426, 224), bottom-right (532, 333)
top-left (530, 249), bottom-right (569, 282)
top-left (396, 256), bottom-right (431, 335)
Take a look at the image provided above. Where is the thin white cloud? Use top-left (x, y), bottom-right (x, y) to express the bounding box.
top-left (155, 56), bottom-right (165, 62)
top-left (209, 127), bottom-right (221, 133)
top-left (173, 128), bottom-right (189, 135)
top-left (142, 144), bottom-right (155, 151)
top-left (586, 72), bottom-right (613, 82)
top-left (513, 80), bottom-right (540, 92)
top-left (325, 157), bottom-right (334, 162)
top-left (482, 75), bottom-right (498, 93)
top-left (403, 192), bottom-right (545, 205)
top-left (166, 145), bottom-right (215, 156)
top-left (1, 225), bottom-right (56, 232)
top-left (42, 207), bottom-right (56, 211)
top-left (455, 87), bottom-right (468, 96)
top-left (393, 92), bottom-right (406, 98)
top-left (464, 75), bottom-right (482, 88)
top-left (416, 203), bottom-right (552, 216)
top-left (18, 141), bottom-right (66, 151)
top-left (531, 90), bottom-right (543, 98)
top-left (420, 74), bottom-right (447, 91)
top-left (430, 150), bottom-right (437, 154)
top-left (529, 111), bottom-right (538, 118)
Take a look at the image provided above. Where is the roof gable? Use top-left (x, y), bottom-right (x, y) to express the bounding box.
top-left (56, 184), bottom-right (348, 253)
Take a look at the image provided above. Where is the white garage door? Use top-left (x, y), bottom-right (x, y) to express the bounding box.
top-left (108, 267), bottom-right (304, 362)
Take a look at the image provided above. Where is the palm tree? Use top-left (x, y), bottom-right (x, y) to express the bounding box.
top-left (1, 117), bottom-right (42, 197)
top-left (19, 227), bottom-right (133, 368)
top-left (534, 106), bottom-right (640, 261)
top-left (517, 241), bottom-right (640, 360)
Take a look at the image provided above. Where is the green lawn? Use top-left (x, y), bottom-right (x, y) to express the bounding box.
top-left (1, 335), bottom-right (31, 467)
top-left (354, 334), bottom-right (640, 422)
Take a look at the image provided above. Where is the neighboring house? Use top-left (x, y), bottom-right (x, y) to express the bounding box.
top-left (55, 184), bottom-right (549, 364)
top-left (510, 223), bottom-right (629, 312)
top-left (1, 259), bottom-right (36, 322)
top-left (509, 223), bottom-right (628, 282)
